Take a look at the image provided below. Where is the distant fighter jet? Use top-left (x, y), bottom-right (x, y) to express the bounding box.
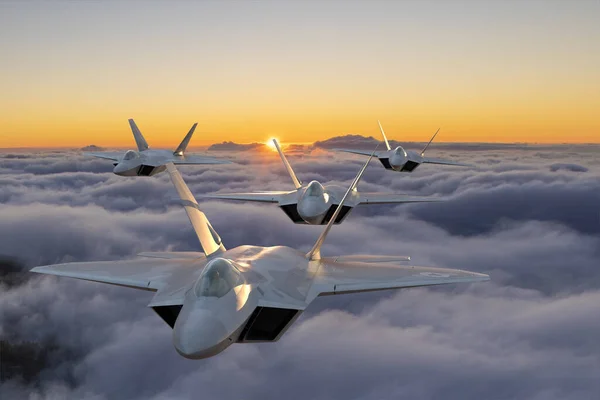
top-left (86, 119), bottom-right (231, 176)
top-left (335, 121), bottom-right (470, 172)
top-left (31, 155), bottom-right (489, 359)
top-left (198, 139), bottom-right (438, 225)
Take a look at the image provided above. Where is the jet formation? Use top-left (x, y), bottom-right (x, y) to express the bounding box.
top-left (200, 139), bottom-right (440, 225)
top-left (31, 120), bottom-right (489, 359)
top-left (87, 119), bottom-right (231, 176)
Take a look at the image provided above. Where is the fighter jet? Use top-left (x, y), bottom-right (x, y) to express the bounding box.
top-left (335, 121), bottom-right (470, 172)
top-left (31, 155), bottom-right (489, 359)
top-left (86, 119), bottom-right (231, 176)
top-left (198, 139), bottom-right (439, 225)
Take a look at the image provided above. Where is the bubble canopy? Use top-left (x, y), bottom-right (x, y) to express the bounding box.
top-left (305, 181), bottom-right (325, 197)
top-left (123, 150), bottom-right (140, 160)
top-left (194, 258), bottom-right (243, 298)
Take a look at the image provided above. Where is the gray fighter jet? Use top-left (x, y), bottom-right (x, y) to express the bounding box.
top-left (86, 119), bottom-right (231, 176)
top-left (31, 155), bottom-right (489, 359)
top-left (335, 121), bottom-right (470, 172)
top-left (198, 139), bottom-right (439, 225)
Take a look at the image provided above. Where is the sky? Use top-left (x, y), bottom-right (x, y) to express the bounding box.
top-left (2, 142), bottom-right (600, 399)
top-left (1, 0), bottom-right (599, 147)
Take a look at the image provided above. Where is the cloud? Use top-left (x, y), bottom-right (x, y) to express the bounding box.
top-left (80, 145), bottom-right (106, 152)
top-left (1, 143), bottom-right (600, 399)
top-left (207, 141), bottom-right (265, 151)
top-left (550, 163), bottom-right (589, 172)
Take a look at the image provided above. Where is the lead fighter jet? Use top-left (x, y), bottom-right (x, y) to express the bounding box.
top-left (87, 119), bottom-right (231, 176)
top-left (335, 121), bottom-right (470, 172)
top-left (198, 139), bottom-right (439, 225)
top-left (31, 152), bottom-right (489, 359)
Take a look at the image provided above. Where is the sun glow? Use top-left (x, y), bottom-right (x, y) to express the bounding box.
top-left (265, 138), bottom-right (279, 152)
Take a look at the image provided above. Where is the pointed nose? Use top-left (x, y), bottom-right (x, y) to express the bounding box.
top-left (173, 310), bottom-right (230, 359)
top-left (113, 162), bottom-right (129, 176)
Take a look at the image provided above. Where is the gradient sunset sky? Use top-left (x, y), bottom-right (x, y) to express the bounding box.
top-left (1, 0), bottom-right (599, 147)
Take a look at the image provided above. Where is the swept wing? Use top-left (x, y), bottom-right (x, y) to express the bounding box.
top-left (314, 261), bottom-right (489, 295)
top-left (422, 157), bottom-right (472, 167)
top-left (30, 258), bottom-right (198, 292)
top-left (358, 193), bottom-right (443, 205)
top-left (333, 148), bottom-right (384, 157)
top-left (85, 151), bottom-right (123, 161)
top-left (198, 191), bottom-right (294, 203)
top-left (172, 155), bottom-right (232, 165)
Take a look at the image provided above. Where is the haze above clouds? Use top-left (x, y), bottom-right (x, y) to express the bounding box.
top-left (1, 140), bottom-right (600, 399)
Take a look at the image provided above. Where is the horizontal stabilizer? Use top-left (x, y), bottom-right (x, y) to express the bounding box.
top-left (358, 193), bottom-right (443, 205)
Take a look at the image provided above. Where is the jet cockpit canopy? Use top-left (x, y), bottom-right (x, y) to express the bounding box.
top-left (194, 258), bottom-right (243, 298)
top-left (123, 150), bottom-right (140, 161)
top-left (393, 146), bottom-right (407, 157)
top-left (305, 181), bottom-right (325, 197)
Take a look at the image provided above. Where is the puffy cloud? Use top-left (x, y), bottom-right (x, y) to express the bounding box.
top-left (1, 143), bottom-right (600, 399)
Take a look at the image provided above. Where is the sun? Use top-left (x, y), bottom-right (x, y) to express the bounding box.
top-left (265, 137), bottom-right (279, 152)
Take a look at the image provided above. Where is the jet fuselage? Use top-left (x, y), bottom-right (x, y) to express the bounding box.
top-left (376, 146), bottom-right (424, 173)
top-left (168, 245), bottom-right (310, 359)
top-left (112, 149), bottom-right (186, 176)
top-left (279, 181), bottom-right (359, 225)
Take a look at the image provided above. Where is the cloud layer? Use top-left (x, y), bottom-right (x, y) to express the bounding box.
top-left (1, 143), bottom-right (599, 399)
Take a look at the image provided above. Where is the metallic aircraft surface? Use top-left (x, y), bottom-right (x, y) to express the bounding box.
top-left (86, 119), bottom-right (231, 176)
top-left (31, 156), bottom-right (489, 359)
top-left (199, 139), bottom-right (440, 225)
top-left (335, 121), bottom-right (471, 172)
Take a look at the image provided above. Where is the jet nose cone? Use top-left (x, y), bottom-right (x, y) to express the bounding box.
top-left (173, 310), bottom-right (230, 359)
top-left (113, 162), bottom-right (129, 176)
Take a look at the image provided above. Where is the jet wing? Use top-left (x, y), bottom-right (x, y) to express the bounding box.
top-left (172, 155), bottom-right (232, 165)
top-left (422, 157), bottom-right (472, 167)
top-left (198, 191), bottom-right (293, 203)
top-left (333, 148), bottom-right (383, 157)
top-left (30, 258), bottom-right (199, 293)
top-left (313, 261), bottom-right (489, 295)
top-left (84, 151), bottom-right (123, 161)
top-left (358, 193), bottom-right (443, 205)
top-left (326, 255), bottom-right (411, 263)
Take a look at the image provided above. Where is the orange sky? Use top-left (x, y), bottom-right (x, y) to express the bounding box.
top-left (1, 1), bottom-right (599, 147)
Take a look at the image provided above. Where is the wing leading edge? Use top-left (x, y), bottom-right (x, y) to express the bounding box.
top-left (85, 152), bottom-right (123, 161)
top-left (333, 148), bottom-right (383, 157)
top-left (198, 191), bottom-right (293, 203)
top-left (314, 261), bottom-right (489, 295)
top-left (422, 157), bottom-right (472, 167)
top-left (30, 258), bottom-right (198, 291)
top-left (358, 193), bottom-right (443, 205)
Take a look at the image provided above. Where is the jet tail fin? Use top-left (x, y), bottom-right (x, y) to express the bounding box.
top-left (306, 144), bottom-right (379, 260)
top-left (128, 119), bottom-right (150, 151)
top-left (273, 139), bottom-right (302, 189)
top-left (174, 123), bottom-right (198, 156)
top-left (421, 128), bottom-right (440, 156)
top-left (377, 120), bottom-right (391, 151)
top-left (165, 163), bottom-right (225, 257)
